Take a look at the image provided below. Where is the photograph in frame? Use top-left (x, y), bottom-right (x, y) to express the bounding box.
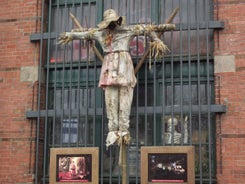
top-left (50, 147), bottom-right (99, 184)
top-left (141, 146), bottom-right (195, 184)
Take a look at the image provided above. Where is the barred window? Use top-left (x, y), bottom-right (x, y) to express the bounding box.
top-left (28, 0), bottom-right (225, 183)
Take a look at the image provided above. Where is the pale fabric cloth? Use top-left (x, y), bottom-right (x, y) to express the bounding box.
top-left (100, 52), bottom-right (135, 147)
top-left (105, 86), bottom-right (134, 147)
top-left (99, 52), bottom-right (137, 88)
top-left (62, 23), bottom-right (175, 147)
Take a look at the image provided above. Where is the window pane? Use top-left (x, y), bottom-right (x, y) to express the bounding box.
top-left (50, 2), bottom-right (97, 63)
top-left (49, 116), bottom-right (98, 146)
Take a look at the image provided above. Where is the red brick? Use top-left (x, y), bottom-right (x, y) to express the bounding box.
top-left (0, 0), bottom-right (40, 183)
top-left (214, 1), bottom-right (245, 183)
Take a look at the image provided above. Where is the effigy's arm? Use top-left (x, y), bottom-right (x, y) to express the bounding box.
top-left (58, 29), bottom-right (105, 63)
top-left (129, 23), bottom-right (175, 59)
top-left (134, 7), bottom-right (179, 74)
top-left (131, 23), bottom-right (175, 39)
top-left (57, 28), bottom-right (98, 45)
top-left (131, 6), bottom-right (179, 36)
top-left (59, 13), bottom-right (104, 62)
top-left (133, 23), bottom-right (175, 33)
top-left (151, 24), bottom-right (176, 32)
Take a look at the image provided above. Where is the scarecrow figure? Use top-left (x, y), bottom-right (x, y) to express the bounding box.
top-left (59, 9), bottom-right (175, 148)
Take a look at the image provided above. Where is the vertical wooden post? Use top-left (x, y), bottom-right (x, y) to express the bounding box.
top-left (121, 142), bottom-right (127, 184)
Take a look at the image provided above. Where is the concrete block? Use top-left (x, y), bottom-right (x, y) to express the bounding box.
top-left (20, 66), bottom-right (38, 82)
top-left (214, 55), bottom-right (235, 73)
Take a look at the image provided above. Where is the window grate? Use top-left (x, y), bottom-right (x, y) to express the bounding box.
top-left (27, 0), bottom-right (225, 183)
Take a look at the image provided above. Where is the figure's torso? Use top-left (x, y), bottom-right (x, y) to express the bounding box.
top-left (95, 26), bottom-right (135, 53)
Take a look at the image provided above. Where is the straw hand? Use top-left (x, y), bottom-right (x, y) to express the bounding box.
top-left (57, 32), bottom-right (73, 45)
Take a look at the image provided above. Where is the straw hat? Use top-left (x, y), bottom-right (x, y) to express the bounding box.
top-left (97, 9), bottom-right (122, 29)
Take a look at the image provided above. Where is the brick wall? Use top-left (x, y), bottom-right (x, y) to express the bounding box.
top-left (0, 1), bottom-right (42, 183)
top-left (214, 0), bottom-right (245, 183)
top-left (1, 0), bottom-right (245, 184)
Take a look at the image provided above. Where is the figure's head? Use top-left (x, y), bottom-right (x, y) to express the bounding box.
top-left (167, 117), bottom-right (178, 126)
top-left (97, 9), bottom-right (122, 29)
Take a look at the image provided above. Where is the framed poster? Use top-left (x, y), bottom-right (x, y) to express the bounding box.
top-left (141, 146), bottom-right (195, 184)
top-left (50, 147), bottom-right (99, 184)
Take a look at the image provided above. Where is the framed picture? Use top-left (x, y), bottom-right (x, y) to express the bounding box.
top-left (50, 147), bottom-right (99, 184)
top-left (141, 146), bottom-right (195, 184)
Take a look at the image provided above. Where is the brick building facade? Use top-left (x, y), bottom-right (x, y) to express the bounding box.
top-left (0, 1), bottom-right (41, 183)
top-left (0, 0), bottom-right (244, 183)
top-left (214, 0), bottom-right (245, 183)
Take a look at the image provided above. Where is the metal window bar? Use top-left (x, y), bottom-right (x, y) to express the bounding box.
top-left (27, 0), bottom-right (227, 184)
